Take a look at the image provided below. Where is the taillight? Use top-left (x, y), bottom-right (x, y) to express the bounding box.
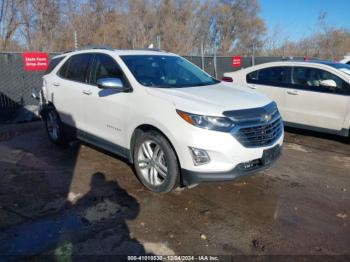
top-left (222, 77), bottom-right (233, 82)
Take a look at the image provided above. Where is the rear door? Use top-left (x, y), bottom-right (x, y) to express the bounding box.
top-left (245, 66), bottom-right (291, 117)
top-left (50, 53), bottom-right (93, 129)
top-left (283, 66), bottom-right (350, 131)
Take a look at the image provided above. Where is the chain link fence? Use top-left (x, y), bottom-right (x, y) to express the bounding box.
top-left (0, 52), bottom-right (59, 123)
top-left (0, 52), bottom-right (307, 123)
top-left (184, 55), bottom-right (308, 79)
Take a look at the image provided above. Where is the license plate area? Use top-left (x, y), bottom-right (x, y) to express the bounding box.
top-left (262, 145), bottom-right (281, 165)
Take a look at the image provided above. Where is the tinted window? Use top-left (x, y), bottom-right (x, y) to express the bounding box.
top-left (346, 61), bottom-right (350, 65)
top-left (91, 54), bottom-right (124, 85)
top-left (292, 67), bottom-right (348, 94)
top-left (64, 54), bottom-right (93, 82)
top-left (247, 67), bottom-right (291, 87)
top-left (121, 55), bottom-right (219, 88)
top-left (246, 70), bottom-right (258, 83)
top-left (257, 67), bottom-right (291, 86)
top-left (45, 56), bottom-right (65, 74)
top-left (58, 59), bottom-right (69, 78)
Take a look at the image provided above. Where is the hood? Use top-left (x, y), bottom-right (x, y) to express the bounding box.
top-left (146, 82), bottom-right (271, 116)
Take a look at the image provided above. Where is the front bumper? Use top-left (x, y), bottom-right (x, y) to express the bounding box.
top-left (181, 144), bottom-right (282, 185)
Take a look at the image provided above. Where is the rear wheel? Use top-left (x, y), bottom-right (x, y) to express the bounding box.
top-left (44, 107), bottom-right (67, 145)
top-left (133, 130), bottom-right (180, 193)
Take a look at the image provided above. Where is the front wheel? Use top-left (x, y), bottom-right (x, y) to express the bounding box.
top-left (133, 130), bottom-right (180, 193)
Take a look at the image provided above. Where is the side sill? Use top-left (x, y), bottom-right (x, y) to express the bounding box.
top-left (284, 121), bottom-right (349, 137)
top-left (77, 130), bottom-right (131, 161)
top-left (61, 123), bottom-right (131, 162)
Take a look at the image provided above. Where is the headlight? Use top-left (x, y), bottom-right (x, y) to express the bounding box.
top-left (176, 110), bottom-right (234, 132)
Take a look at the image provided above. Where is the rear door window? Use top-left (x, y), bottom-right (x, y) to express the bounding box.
top-left (247, 67), bottom-right (291, 87)
top-left (256, 67), bottom-right (291, 87)
top-left (60, 54), bottom-right (93, 83)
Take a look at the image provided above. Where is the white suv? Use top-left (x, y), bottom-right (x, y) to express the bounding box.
top-left (39, 48), bottom-right (283, 193)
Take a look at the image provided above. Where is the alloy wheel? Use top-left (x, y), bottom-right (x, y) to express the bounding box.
top-left (137, 140), bottom-right (168, 186)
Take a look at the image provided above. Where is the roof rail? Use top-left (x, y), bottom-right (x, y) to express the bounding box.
top-left (61, 46), bottom-right (166, 54)
top-left (131, 48), bottom-right (167, 52)
top-left (79, 45), bottom-right (114, 51)
top-left (62, 45), bottom-right (114, 54)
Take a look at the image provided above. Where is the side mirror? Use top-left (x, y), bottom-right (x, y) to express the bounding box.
top-left (320, 79), bottom-right (337, 88)
top-left (97, 78), bottom-right (125, 91)
top-left (31, 89), bottom-right (40, 100)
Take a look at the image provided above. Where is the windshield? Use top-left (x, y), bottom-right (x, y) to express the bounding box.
top-left (320, 62), bottom-right (350, 76)
top-left (120, 55), bottom-right (219, 88)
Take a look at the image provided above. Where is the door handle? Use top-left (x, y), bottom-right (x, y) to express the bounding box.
top-left (53, 82), bottom-right (60, 87)
top-left (287, 90), bottom-right (299, 95)
top-left (248, 85), bottom-right (257, 89)
top-left (82, 90), bottom-right (92, 95)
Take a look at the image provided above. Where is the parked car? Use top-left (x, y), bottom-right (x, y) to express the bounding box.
top-left (39, 47), bottom-right (283, 193)
top-left (339, 53), bottom-right (350, 65)
top-left (223, 61), bottom-right (350, 137)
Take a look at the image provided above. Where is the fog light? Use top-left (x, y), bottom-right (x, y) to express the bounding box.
top-left (189, 147), bottom-right (210, 165)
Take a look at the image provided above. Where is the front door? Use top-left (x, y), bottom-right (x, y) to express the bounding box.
top-left (81, 53), bottom-right (130, 148)
top-left (283, 66), bottom-right (349, 131)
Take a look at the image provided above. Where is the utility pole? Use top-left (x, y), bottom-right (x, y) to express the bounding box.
top-left (156, 35), bottom-right (161, 49)
top-left (201, 41), bottom-right (204, 70)
top-left (213, 42), bottom-right (218, 79)
top-left (74, 31), bottom-right (78, 50)
top-left (252, 42), bottom-right (256, 66)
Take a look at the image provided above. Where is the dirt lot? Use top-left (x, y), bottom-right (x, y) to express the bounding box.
top-left (0, 121), bottom-right (349, 259)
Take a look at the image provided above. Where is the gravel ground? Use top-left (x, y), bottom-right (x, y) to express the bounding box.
top-left (0, 121), bottom-right (349, 260)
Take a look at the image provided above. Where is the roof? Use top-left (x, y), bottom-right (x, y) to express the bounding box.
top-left (52, 46), bottom-right (175, 59)
top-left (242, 60), bottom-right (344, 68)
top-left (225, 59), bottom-right (350, 79)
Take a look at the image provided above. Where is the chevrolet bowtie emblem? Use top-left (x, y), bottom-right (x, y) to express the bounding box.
top-left (263, 114), bottom-right (272, 122)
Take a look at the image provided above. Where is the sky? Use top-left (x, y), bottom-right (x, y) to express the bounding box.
top-left (259, 0), bottom-right (350, 41)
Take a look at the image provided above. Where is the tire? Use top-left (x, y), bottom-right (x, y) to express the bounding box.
top-left (133, 130), bottom-right (180, 193)
top-left (43, 106), bottom-right (67, 145)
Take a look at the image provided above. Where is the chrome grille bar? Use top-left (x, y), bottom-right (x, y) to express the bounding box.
top-left (225, 102), bottom-right (284, 148)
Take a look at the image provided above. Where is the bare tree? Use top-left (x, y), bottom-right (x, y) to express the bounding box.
top-left (210, 0), bottom-right (265, 55)
top-left (0, 0), bottom-right (23, 50)
top-left (1, 0), bottom-right (348, 59)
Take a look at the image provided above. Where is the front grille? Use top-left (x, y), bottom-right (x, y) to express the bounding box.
top-left (235, 117), bottom-right (283, 147)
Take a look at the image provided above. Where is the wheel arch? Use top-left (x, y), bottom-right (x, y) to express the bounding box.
top-left (129, 124), bottom-right (178, 162)
top-left (129, 124), bottom-right (185, 186)
top-left (39, 101), bottom-right (56, 118)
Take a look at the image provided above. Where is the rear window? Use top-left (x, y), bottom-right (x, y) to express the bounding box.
top-left (45, 56), bottom-right (65, 74)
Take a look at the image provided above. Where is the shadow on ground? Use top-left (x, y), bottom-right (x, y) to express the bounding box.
top-left (0, 119), bottom-right (150, 259)
top-left (0, 120), bottom-right (349, 257)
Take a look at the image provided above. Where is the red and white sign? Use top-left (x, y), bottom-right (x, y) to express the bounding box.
top-left (22, 52), bottom-right (48, 71)
top-left (232, 55), bottom-right (241, 68)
